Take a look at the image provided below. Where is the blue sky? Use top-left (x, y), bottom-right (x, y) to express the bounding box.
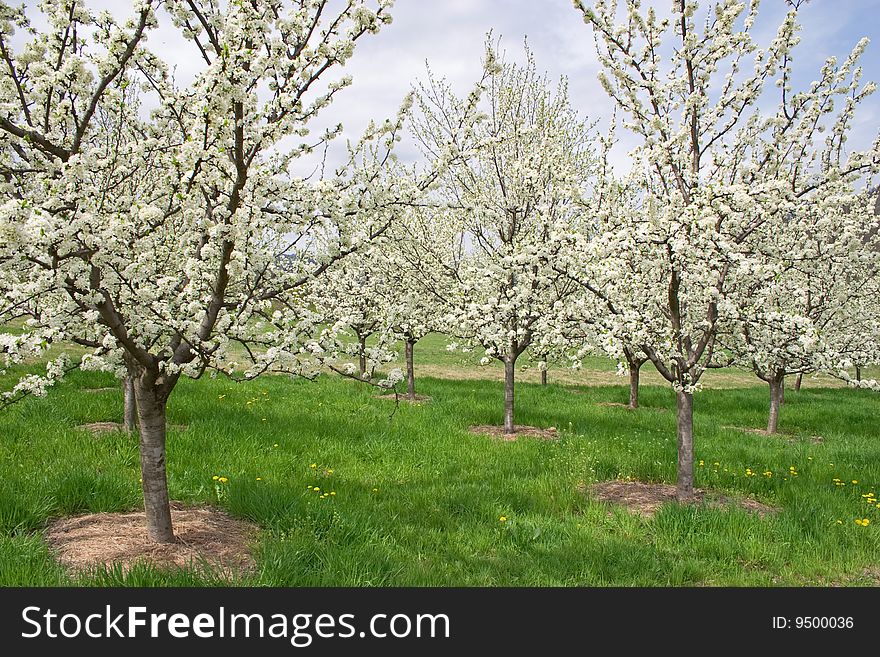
top-left (18, 1), bottom-right (880, 173)
top-left (323, 0), bottom-right (880, 171)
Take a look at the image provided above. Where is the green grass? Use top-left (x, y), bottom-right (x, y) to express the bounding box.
top-left (1, 363), bottom-right (879, 587)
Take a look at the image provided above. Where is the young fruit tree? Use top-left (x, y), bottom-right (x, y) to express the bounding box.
top-left (724, 194), bottom-right (880, 433)
top-left (309, 248), bottom-right (386, 380)
top-left (411, 42), bottom-right (597, 433)
top-left (575, 0), bottom-right (880, 500)
top-left (0, 0), bottom-right (428, 543)
top-left (370, 219), bottom-right (441, 400)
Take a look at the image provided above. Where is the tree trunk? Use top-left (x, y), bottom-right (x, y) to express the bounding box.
top-left (856, 365), bottom-right (862, 382)
top-left (123, 376), bottom-right (137, 432)
top-left (405, 338), bottom-right (416, 399)
top-left (675, 390), bottom-right (694, 502)
top-left (134, 377), bottom-right (175, 543)
top-left (767, 374), bottom-right (784, 434)
top-left (540, 368), bottom-right (547, 386)
top-left (794, 373), bottom-right (803, 392)
top-left (628, 363), bottom-right (641, 409)
top-left (503, 357), bottom-right (516, 434)
top-left (358, 334), bottom-right (367, 378)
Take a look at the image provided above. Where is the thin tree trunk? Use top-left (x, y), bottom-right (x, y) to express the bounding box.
top-left (503, 357), bottom-right (516, 434)
top-left (675, 389), bottom-right (694, 502)
top-left (358, 334), bottom-right (367, 378)
top-left (540, 368), bottom-right (547, 386)
top-left (134, 377), bottom-right (175, 543)
top-left (628, 363), bottom-right (641, 409)
top-left (767, 374), bottom-right (784, 434)
top-left (856, 365), bottom-right (862, 382)
top-left (794, 373), bottom-right (803, 392)
top-left (123, 376), bottom-right (137, 432)
top-left (405, 338), bottom-right (416, 399)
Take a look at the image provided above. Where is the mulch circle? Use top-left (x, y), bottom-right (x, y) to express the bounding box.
top-left (596, 402), bottom-right (668, 412)
top-left (45, 503), bottom-right (257, 576)
top-left (76, 422), bottom-right (188, 436)
top-left (468, 424), bottom-right (559, 441)
top-left (376, 393), bottom-right (432, 403)
top-left (76, 422), bottom-right (128, 434)
top-left (585, 480), bottom-right (778, 518)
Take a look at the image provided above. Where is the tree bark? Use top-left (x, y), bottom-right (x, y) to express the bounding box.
top-left (540, 368), bottom-right (547, 386)
top-left (405, 338), bottom-right (416, 399)
top-left (503, 356), bottom-right (516, 434)
top-left (123, 376), bottom-right (137, 432)
top-left (134, 376), bottom-right (175, 543)
top-left (794, 373), bottom-right (803, 392)
top-left (628, 363), bottom-right (641, 409)
top-left (856, 365), bottom-right (862, 382)
top-left (358, 334), bottom-right (367, 378)
top-left (767, 374), bottom-right (784, 434)
top-left (675, 389), bottom-right (695, 502)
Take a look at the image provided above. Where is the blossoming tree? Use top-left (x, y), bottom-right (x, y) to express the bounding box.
top-left (575, 0), bottom-right (880, 500)
top-left (724, 194), bottom-right (880, 433)
top-left (411, 42), bottom-right (597, 433)
top-left (0, 0), bottom-right (427, 543)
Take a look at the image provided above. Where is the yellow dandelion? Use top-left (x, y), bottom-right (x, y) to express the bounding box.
top-left (212, 475), bottom-right (219, 481)
top-left (372, 488), bottom-right (378, 492)
top-left (499, 516), bottom-right (507, 522)
top-left (852, 480), bottom-right (859, 484)
top-left (218, 477), bottom-right (228, 483)
top-left (310, 463), bottom-right (317, 469)
top-left (313, 487), bottom-right (320, 492)
top-left (218, 394), bottom-right (226, 399)
top-left (256, 477), bottom-right (262, 481)
top-left (273, 443), bottom-right (279, 448)
top-left (330, 491), bottom-right (336, 496)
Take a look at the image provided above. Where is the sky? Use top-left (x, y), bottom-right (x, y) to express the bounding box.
top-left (17, 0), bottom-right (880, 173)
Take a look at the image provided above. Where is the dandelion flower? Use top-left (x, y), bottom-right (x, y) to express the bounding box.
top-left (218, 477), bottom-right (228, 483)
top-left (212, 475), bottom-right (219, 481)
top-left (499, 516), bottom-right (507, 522)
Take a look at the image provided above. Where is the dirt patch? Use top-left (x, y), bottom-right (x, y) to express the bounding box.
top-left (83, 387), bottom-right (117, 393)
top-left (76, 422), bottom-right (128, 434)
top-left (76, 422), bottom-right (188, 435)
top-left (585, 480), bottom-right (778, 518)
top-left (468, 424), bottom-right (559, 441)
top-left (724, 426), bottom-right (824, 444)
top-left (596, 401), bottom-right (668, 412)
top-left (45, 503), bottom-right (257, 576)
top-left (376, 393), bottom-right (432, 403)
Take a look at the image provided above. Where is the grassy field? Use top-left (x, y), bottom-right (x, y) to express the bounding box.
top-left (1, 353), bottom-right (879, 586)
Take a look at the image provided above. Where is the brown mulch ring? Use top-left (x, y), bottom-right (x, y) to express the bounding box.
top-left (468, 424), bottom-right (559, 442)
top-left (584, 480), bottom-right (778, 518)
top-left (45, 503), bottom-right (257, 576)
top-left (376, 393), bottom-right (432, 403)
top-left (76, 422), bottom-right (188, 436)
top-left (83, 387), bottom-right (117, 393)
top-left (76, 422), bottom-right (129, 434)
top-left (723, 425), bottom-right (824, 444)
top-left (596, 401), bottom-right (668, 412)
